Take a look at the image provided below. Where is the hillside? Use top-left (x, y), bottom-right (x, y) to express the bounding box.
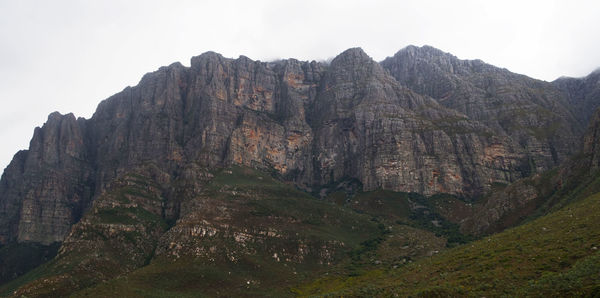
top-left (0, 166), bottom-right (458, 297)
top-left (296, 182), bottom-right (600, 296)
top-left (295, 106), bottom-right (600, 296)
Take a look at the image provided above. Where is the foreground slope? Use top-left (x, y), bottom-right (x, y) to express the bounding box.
top-left (2, 164), bottom-right (477, 297)
top-left (297, 187), bottom-right (600, 296)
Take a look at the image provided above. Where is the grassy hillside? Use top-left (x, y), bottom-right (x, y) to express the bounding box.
top-left (2, 167), bottom-right (393, 297)
top-left (296, 190), bottom-right (600, 296)
top-left (68, 172), bottom-right (474, 297)
top-left (67, 168), bottom-right (390, 297)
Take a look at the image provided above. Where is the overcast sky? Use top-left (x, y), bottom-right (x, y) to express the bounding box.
top-left (1, 0), bottom-right (600, 172)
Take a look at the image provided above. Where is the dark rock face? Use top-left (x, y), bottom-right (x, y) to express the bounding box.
top-left (310, 48), bottom-right (526, 196)
top-left (1, 46), bottom-right (598, 246)
top-left (0, 113), bottom-right (94, 245)
top-left (553, 69), bottom-right (600, 127)
top-left (0, 242), bottom-right (60, 284)
top-left (583, 106), bottom-right (600, 170)
top-left (458, 106), bottom-right (600, 236)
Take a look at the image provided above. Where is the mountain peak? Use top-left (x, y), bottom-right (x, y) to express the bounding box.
top-left (331, 47), bottom-right (372, 65)
top-left (190, 51), bottom-right (226, 68)
top-left (323, 47), bottom-right (386, 85)
top-left (46, 111), bottom-right (75, 123)
top-left (339, 47), bottom-right (367, 56)
top-left (392, 45), bottom-right (453, 59)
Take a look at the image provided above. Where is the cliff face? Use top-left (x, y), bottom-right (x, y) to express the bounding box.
top-left (553, 69), bottom-right (600, 127)
top-left (583, 105), bottom-right (600, 170)
top-left (381, 45), bottom-right (583, 172)
top-left (310, 48), bottom-right (526, 196)
top-left (0, 46), bottom-right (596, 246)
top-left (0, 113), bottom-right (94, 245)
top-left (457, 106), bottom-right (600, 236)
top-left (88, 53), bottom-right (321, 190)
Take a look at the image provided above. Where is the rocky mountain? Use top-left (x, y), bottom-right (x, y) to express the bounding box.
top-left (0, 113), bottom-right (94, 245)
top-left (1, 45), bottom-right (600, 295)
top-left (0, 47), bottom-right (585, 245)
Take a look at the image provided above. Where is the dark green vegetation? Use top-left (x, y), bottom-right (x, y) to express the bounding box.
top-left (0, 242), bottom-right (59, 285)
top-left (290, 144), bottom-right (600, 296)
top-left (349, 191), bottom-right (475, 246)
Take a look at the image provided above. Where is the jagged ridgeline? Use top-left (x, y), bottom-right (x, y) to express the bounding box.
top-left (1, 46), bottom-right (600, 296)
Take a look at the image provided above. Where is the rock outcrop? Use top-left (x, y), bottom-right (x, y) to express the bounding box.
top-left (583, 105), bottom-right (600, 170)
top-left (459, 106), bottom-right (600, 236)
top-left (310, 48), bottom-right (526, 196)
top-left (553, 69), bottom-right (600, 127)
top-left (0, 113), bottom-right (94, 245)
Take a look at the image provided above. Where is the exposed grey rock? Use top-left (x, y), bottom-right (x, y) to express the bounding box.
top-left (553, 69), bottom-right (600, 129)
top-left (0, 113), bottom-right (94, 245)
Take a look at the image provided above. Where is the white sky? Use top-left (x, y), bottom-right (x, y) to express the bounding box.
top-left (1, 0), bottom-right (600, 172)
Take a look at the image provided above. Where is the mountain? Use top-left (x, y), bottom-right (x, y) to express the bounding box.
top-left (1, 46), bottom-right (588, 245)
top-left (1, 45), bottom-right (599, 296)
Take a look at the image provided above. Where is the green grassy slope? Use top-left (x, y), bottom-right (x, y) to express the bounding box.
top-left (8, 164), bottom-right (598, 297)
top-left (296, 190), bottom-right (600, 296)
top-left (327, 190), bottom-right (474, 246)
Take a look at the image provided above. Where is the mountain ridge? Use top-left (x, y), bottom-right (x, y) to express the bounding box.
top-left (2, 45), bottom-right (599, 246)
